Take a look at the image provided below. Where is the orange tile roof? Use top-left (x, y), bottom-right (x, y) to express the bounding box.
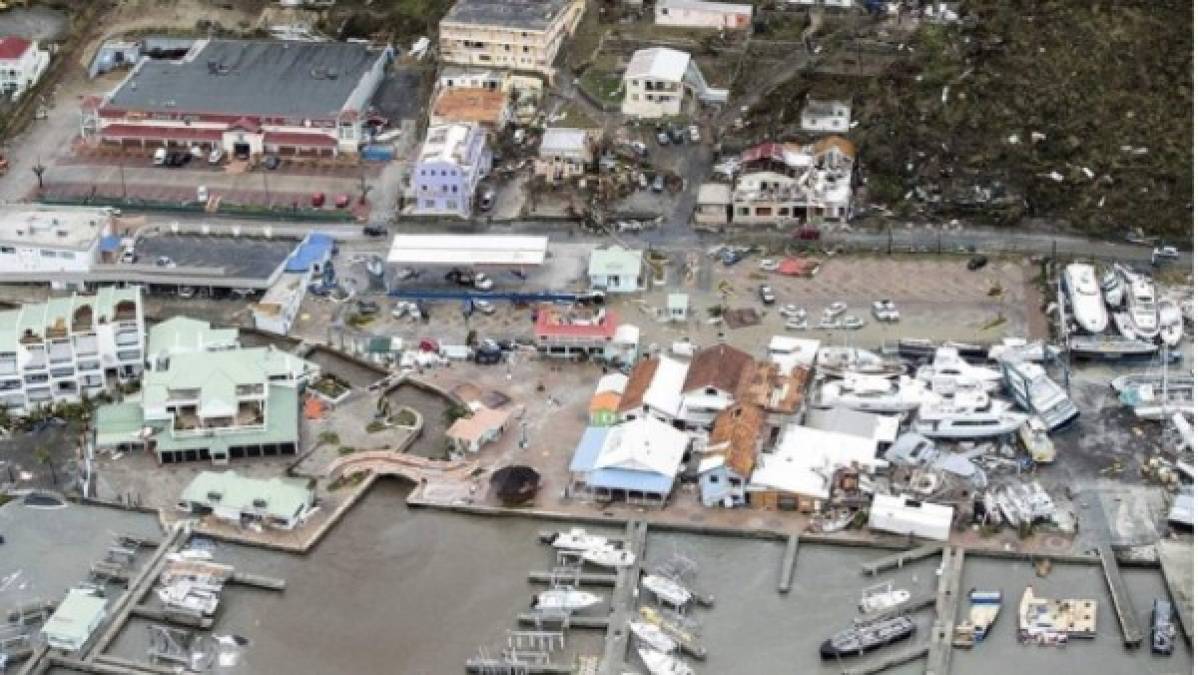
top-left (617, 358), bottom-right (659, 413)
top-left (589, 391), bottom-right (622, 413)
top-left (708, 403), bottom-right (763, 477)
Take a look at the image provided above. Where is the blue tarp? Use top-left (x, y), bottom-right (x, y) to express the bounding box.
top-left (99, 235), bottom-right (122, 253)
top-left (285, 232), bottom-right (334, 273)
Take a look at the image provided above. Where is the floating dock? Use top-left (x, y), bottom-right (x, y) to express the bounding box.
top-left (129, 605), bottom-right (214, 630)
top-left (516, 613), bottom-right (609, 629)
top-left (925, 546), bottom-right (964, 675)
top-left (861, 543), bottom-right (942, 576)
top-left (778, 534), bottom-right (800, 593)
top-left (464, 658), bottom-right (573, 674)
top-left (527, 571), bottom-right (617, 587)
top-left (1157, 540), bottom-right (1194, 644)
top-left (1097, 543), bottom-right (1143, 648)
top-left (596, 520), bottom-right (649, 675)
top-left (840, 642), bottom-right (930, 675)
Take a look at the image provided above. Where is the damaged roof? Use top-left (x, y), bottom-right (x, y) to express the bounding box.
top-left (683, 343), bottom-right (754, 395)
top-left (618, 358), bottom-right (659, 413)
top-left (432, 87), bottom-right (509, 126)
top-left (442, 0), bottom-right (575, 30)
top-left (707, 403), bottom-right (763, 478)
top-left (741, 362), bottom-right (809, 414)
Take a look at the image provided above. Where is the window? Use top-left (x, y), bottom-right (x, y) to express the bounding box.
top-left (59, 252), bottom-right (73, 259)
top-left (737, 207), bottom-right (749, 216)
top-left (0, 246), bottom-right (13, 254)
top-left (451, 185), bottom-right (458, 193)
top-left (39, 249), bottom-right (54, 257)
top-left (446, 200), bottom-right (458, 210)
top-left (423, 199), bottom-right (435, 208)
top-left (708, 474), bottom-right (718, 483)
top-left (778, 207), bottom-right (790, 216)
top-left (630, 94), bottom-right (639, 101)
top-left (522, 46), bottom-right (529, 53)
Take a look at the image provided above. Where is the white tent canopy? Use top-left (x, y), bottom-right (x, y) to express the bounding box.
top-left (387, 235), bottom-right (548, 267)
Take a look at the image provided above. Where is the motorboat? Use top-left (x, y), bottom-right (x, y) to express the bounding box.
top-left (638, 606), bottom-right (706, 658)
top-left (641, 575), bottom-right (692, 608)
top-left (1111, 370), bottom-right (1193, 395)
top-left (532, 589), bottom-right (603, 612)
top-left (953, 589), bottom-right (1002, 648)
top-left (1112, 311), bottom-right (1138, 341)
top-left (916, 347), bottom-right (1003, 393)
top-left (1122, 268), bottom-right (1160, 340)
top-left (858, 582), bottom-right (911, 613)
top-left (157, 582), bottom-right (220, 616)
top-left (1151, 599), bottom-right (1176, 656)
top-left (1101, 268), bottom-right (1125, 308)
top-left (816, 347), bottom-right (906, 379)
top-left (1017, 418), bottom-right (1056, 463)
top-left (1159, 298), bottom-right (1184, 348)
top-left (913, 403), bottom-right (1026, 440)
top-left (999, 360), bottom-right (1079, 431)
top-left (581, 546), bottom-right (636, 569)
top-left (540, 528), bottom-right (609, 551)
top-left (637, 648), bottom-right (694, 675)
top-left (816, 374), bottom-right (932, 414)
top-left (1018, 585), bottom-right (1097, 642)
top-left (1123, 384), bottom-right (1195, 421)
top-left (1062, 263), bottom-right (1109, 334)
top-left (820, 616), bottom-right (916, 659)
top-left (986, 338), bottom-right (1057, 364)
top-left (629, 621), bottom-right (677, 653)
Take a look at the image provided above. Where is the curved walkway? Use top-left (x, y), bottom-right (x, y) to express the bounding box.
top-left (326, 450), bottom-right (478, 483)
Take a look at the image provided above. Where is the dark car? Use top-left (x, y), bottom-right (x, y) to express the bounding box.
top-left (669, 126), bottom-right (685, 144)
top-left (758, 284), bottom-right (777, 304)
top-left (967, 255), bottom-right (989, 271)
top-left (356, 300), bottom-right (380, 316)
top-left (475, 341), bottom-right (504, 364)
top-left (164, 151), bottom-right (185, 167)
top-left (445, 268), bottom-right (475, 286)
top-left (263, 154), bottom-right (281, 170)
top-left (363, 225), bottom-right (387, 237)
top-left (720, 249), bottom-right (744, 266)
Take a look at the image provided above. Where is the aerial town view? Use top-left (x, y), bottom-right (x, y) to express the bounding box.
top-left (0, 0), bottom-right (1191, 674)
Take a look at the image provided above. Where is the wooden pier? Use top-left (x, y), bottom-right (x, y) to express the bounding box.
top-left (527, 571), bottom-right (618, 587)
top-left (841, 642), bottom-right (930, 675)
top-left (861, 543), bottom-right (942, 576)
top-left (596, 520), bottom-right (649, 675)
top-left (925, 546), bottom-right (964, 675)
top-left (778, 534), bottom-right (800, 593)
top-left (1157, 540), bottom-right (1194, 644)
top-left (129, 605), bottom-right (215, 629)
top-left (1097, 543), bottom-right (1143, 648)
top-left (516, 613), bottom-right (609, 629)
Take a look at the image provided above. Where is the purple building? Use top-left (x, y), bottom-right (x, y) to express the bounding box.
top-left (412, 123), bottom-right (492, 218)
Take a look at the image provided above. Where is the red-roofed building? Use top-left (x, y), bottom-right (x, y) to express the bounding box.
top-left (0, 37), bottom-right (48, 100)
top-left (535, 306), bottom-right (636, 361)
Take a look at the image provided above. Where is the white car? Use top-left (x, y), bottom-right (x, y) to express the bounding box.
top-left (688, 125), bottom-right (701, 142)
top-left (758, 258), bottom-right (779, 271)
top-left (208, 147), bottom-right (224, 164)
top-left (120, 249), bottom-right (137, 264)
top-left (154, 256), bottom-right (175, 269)
top-left (1153, 245), bottom-right (1179, 261)
top-left (196, 185), bottom-right (209, 202)
top-left (616, 220), bottom-right (642, 233)
top-left (779, 304), bottom-right (805, 319)
top-left (475, 299), bottom-right (497, 315)
top-left (872, 299), bottom-right (900, 322)
top-left (473, 273), bottom-right (494, 291)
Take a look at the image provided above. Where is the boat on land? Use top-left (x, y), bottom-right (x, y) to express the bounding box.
top-left (641, 575), bottom-right (693, 608)
top-left (816, 374), bottom-right (932, 414)
top-left (1068, 335), bottom-right (1159, 360)
top-left (1112, 311), bottom-right (1138, 341)
top-left (917, 346), bottom-right (1003, 393)
top-left (1159, 298), bottom-right (1184, 348)
top-left (913, 402), bottom-right (1026, 440)
top-left (532, 589), bottom-right (603, 612)
top-left (858, 582), bottom-right (910, 613)
top-left (1101, 268), bottom-right (1125, 308)
top-left (629, 621), bottom-right (677, 653)
top-left (999, 359), bottom-right (1079, 431)
top-left (1017, 418), bottom-right (1056, 463)
top-left (581, 546), bottom-right (636, 568)
top-left (540, 528), bottom-right (609, 551)
top-left (1151, 598), bottom-right (1177, 656)
top-left (1062, 263), bottom-right (1109, 334)
top-left (816, 347), bottom-right (906, 379)
top-left (953, 589), bottom-right (1002, 648)
top-left (638, 648), bottom-right (694, 675)
top-left (820, 616), bottom-right (916, 659)
top-left (1122, 267), bottom-right (1160, 340)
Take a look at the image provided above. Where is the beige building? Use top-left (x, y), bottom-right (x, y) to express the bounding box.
top-left (535, 128), bottom-right (594, 180)
top-left (438, 0), bottom-right (585, 78)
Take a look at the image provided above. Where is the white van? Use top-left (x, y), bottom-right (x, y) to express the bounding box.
top-left (152, 147), bottom-right (167, 165)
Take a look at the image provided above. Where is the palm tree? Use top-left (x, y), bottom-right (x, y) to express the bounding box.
top-left (34, 446), bottom-right (56, 485)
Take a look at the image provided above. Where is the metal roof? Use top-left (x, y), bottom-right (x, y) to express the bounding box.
top-left (181, 470), bottom-right (312, 522)
top-left (42, 589), bottom-right (106, 651)
top-left (387, 234), bottom-right (548, 266)
top-left (105, 39), bottom-right (385, 119)
top-left (442, 0), bottom-right (575, 30)
top-left (588, 246), bottom-right (644, 278)
top-left (285, 232), bottom-right (334, 272)
top-left (147, 316), bottom-right (239, 363)
top-left (623, 47), bottom-right (690, 82)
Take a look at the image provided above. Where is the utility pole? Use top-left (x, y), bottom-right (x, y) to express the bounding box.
top-left (31, 157), bottom-right (45, 192)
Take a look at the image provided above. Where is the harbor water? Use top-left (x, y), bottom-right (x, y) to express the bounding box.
top-left (95, 480), bottom-right (1191, 674)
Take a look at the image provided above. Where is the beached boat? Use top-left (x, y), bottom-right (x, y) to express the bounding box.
top-left (541, 528), bottom-right (609, 551)
top-left (816, 347), bottom-right (906, 379)
top-left (816, 374), bottom-right (932, 414)
top-left (532, 589), bottom-right (603, 612)
top-left (1017, 585), bottom-right (1097, 643)
top-left (641, 575), bottom-right (692, 608)
top-left (1101, 269), bottom-right (1125, 308)
top-left (858, 582), bottom-right (911, 613)
top-left (820, 616), bottom-right (916, 659)
top-left (1123, 269), bottom-right (1160, 340)
top-left (953, 589), bottom-right (1002, 648)
top-left (1112, 311), bottom-right (1138, 341)
top-left (638, 648), bottom-right (694, 675)
top-left (1017, 418), bottom-right (1056, 463)
top-left (1063, 263), bottom-right (1109, 334)
top-left (629, 621), bottom-right (678, 653)
top-left (1159, 298), bottom-right (1184, 348)
top-left (1151, 598), bottom-right (1176, 656)
top-left (913, 402), bottom-right (1026, 440)
top-left (999, 360), bottom-right (1079, 431)
top-left (917, 347), bottom-right (1003, 393)
top-left (986, 339), bottom-right (1056, 364)
top-left (581, 546), bottom-right (636, 569)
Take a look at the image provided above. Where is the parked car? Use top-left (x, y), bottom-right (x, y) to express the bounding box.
top-left (669, 126), bottom-right (685, 144)
top-left (445, 268), bottom-right (474, 286)
top-left (363, 224), bottom-right (387, 237)
top-left (474, 273), bottom-right (494, 291)
top-left (720, 248), bottom-right (744, 266)
top-left (872, 299), bottom-right (900, 322)
top-left (615, 220), bottom-right (642, 233)
top-left (311, 192), bottom-right (326, 208)
top-left (479, 188), bottom-right (496, 211)
top-left (474, 299), bottom-right (497, 315)
top-left (356, 300), bottom-right (381, 316)
top-left (334, 194), bottom-right (351, 209)
top-left (688, 125), bottom-right (701, 142)
top-left (630, 141), bottom-right (648, 157)
top-left (207, 147), bottom-right (223, 164)
top-left (196, 185), bottom-right (209, 202)
top-left (656, 131), bottom-right (670, 146)
top-left (475, 342), bottom-right (504, 364)
top-left (119, 249), bottom-right (137, 264)
top-left (177, 286), bottom-right (196, 299)
top-left (154, 256), bottom-right (175, 268)
top-left (651, 175), bottom-right (665, 192)
top-left (758, 284), bottom-right (776, 305)
top-left (164, 152), bottom-right (186, 167)
top-left (967, 254), bottom-right (989, 271)
top-left (1153, 245), bottom-right (1179, 263)
top-left (263, 154), bottom-right (281, 170)
top-left (152, 148), bottom-right (167, 165)
top-left (395, 267), bottom-right (419, 282)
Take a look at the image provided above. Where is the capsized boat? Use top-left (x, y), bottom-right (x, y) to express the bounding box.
top-left (581, 546), bottom-right (636, 569)
top-left (1151, 598), bottom-right (1176, 656)
top-left (820, 616), bottom-right (916, 659)
top-left (638, 648), bottom-right (694, 675)
top-left (953, 589), bottom-right (1002, 648)
top-left (1063, 263), bottom-right (1109, 334)
top-left (999, 359), bottom-right (1079, 431)
top-left (1101, 268), bottom-right (1125, 308)
top-left (858, 582), bottom-right (911, 613)
top-left (641, 574), bottom-right (692, 608)
top-left (629, 621), bottom-right (677, 653)
top-left (540, 527), bottom-right (609, 551)
top-left (532, 589), bottom-right (603, 612)
top-left (157, 582), bottom-right (220, 616)
top-left (816, 374), bottom-right (933, 414)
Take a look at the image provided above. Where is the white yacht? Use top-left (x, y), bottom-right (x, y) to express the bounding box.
top-left (641, 575), bottom-right (693, 608)
top-left (999, 360), bottom-right (1079, 431)
top-left (1101, 268), bottom-right (1125, 308)
top-left (1122, 268), bottom-right (1160, 340)
top-left (581, 546), bottom-right (636, 569)
top-left (916, 347), bottom-right (1003, 393)
top-left (1112, 312), bottom-right (1138, 341)
top-left (1063, 263), bottom-right (1109, 334)
top-left (638, 648), bottom-right (694, 675)
top-left (914, 402), bottom-right (1027, 439)
top-left (1159, 298), bottom-right (1184, 348)
top-left (541, 528), bottom-right (609, 551)
top-left (817, 374), bottom-right (932, 414)
top-left (629, 621), bottom-right (678, 653)
top-left (816, 347), bottom-right (906, 378)
top-left (533, 589), bottom-right (603, 612)
top-left (859, 582), bottom-right (911, 613)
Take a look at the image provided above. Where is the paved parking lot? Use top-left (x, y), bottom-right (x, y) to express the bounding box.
top-left (133, 233), bottom-right (299, 280)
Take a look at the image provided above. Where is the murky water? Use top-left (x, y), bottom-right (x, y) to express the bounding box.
top-left (100, 482), bottom-right (1192, 674)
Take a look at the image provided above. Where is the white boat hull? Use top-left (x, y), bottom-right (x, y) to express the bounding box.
top-left (914, 412), bottom-right (1026, 439)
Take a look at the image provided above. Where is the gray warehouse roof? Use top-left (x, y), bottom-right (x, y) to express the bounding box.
top-left (105, 40), bottom-right (384, 119)
top-left (442, 0), bottom-right (573, 30)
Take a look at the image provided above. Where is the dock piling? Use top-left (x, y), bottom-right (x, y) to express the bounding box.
top-left (778, 534), bottom-right (800, 593)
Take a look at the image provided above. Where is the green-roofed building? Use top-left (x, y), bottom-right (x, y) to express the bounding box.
top-left (41, 588), bottom-right (107, 652)
top-left (178, 470), bottom-right (315, 530)
top-left (94, 344), bottom-right (318, 464)
top-left (0, 287), bottom-right (143, 413)
top-left (146, 317), bottom-right (239, 371)
top-left (588, 246), bottom-right (646, 293)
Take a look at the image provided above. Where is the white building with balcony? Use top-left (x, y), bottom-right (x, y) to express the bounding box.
top-left (0, 37), bottom-right (50, 101)
top-left (438, 0), bottom-right (585, 77)
top-left (0, 288), bottom-right (144, 412)
top-left (0, 205), bottom-right (117, 286)
top-left (620, 47), bottom-right (727, 119)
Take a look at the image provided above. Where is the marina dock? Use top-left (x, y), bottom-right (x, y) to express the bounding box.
top-left (1157, 540), bottom-right (1193, 644)
top-left (596, 520), bottom-right (648, 675)
top-left (841, 642), bottom-right (930, 675)
top-left (1098, 543), bottom-right (1143, 648)
top-left (925, 546), bottom-right (964, 675)
top-left (516, 613), bottom-right (609, 629)
top-left (861, 543), bottom-right (942, 576)
top-left (778, 534), bottom-right (800, 593)
top-left (464, 657), bottom-right (573, 674)
top-left (130, 605), bottom-right (215, 629)
top-left (527, 571), bottom-right (617, 587)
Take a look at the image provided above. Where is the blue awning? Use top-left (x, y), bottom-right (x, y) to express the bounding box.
top-left (99, 235), bottom-right (122, 253)
top-left (285, 232), bottom-right (334, 272)
top-left (586, 468), bottom-right (674, 495)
